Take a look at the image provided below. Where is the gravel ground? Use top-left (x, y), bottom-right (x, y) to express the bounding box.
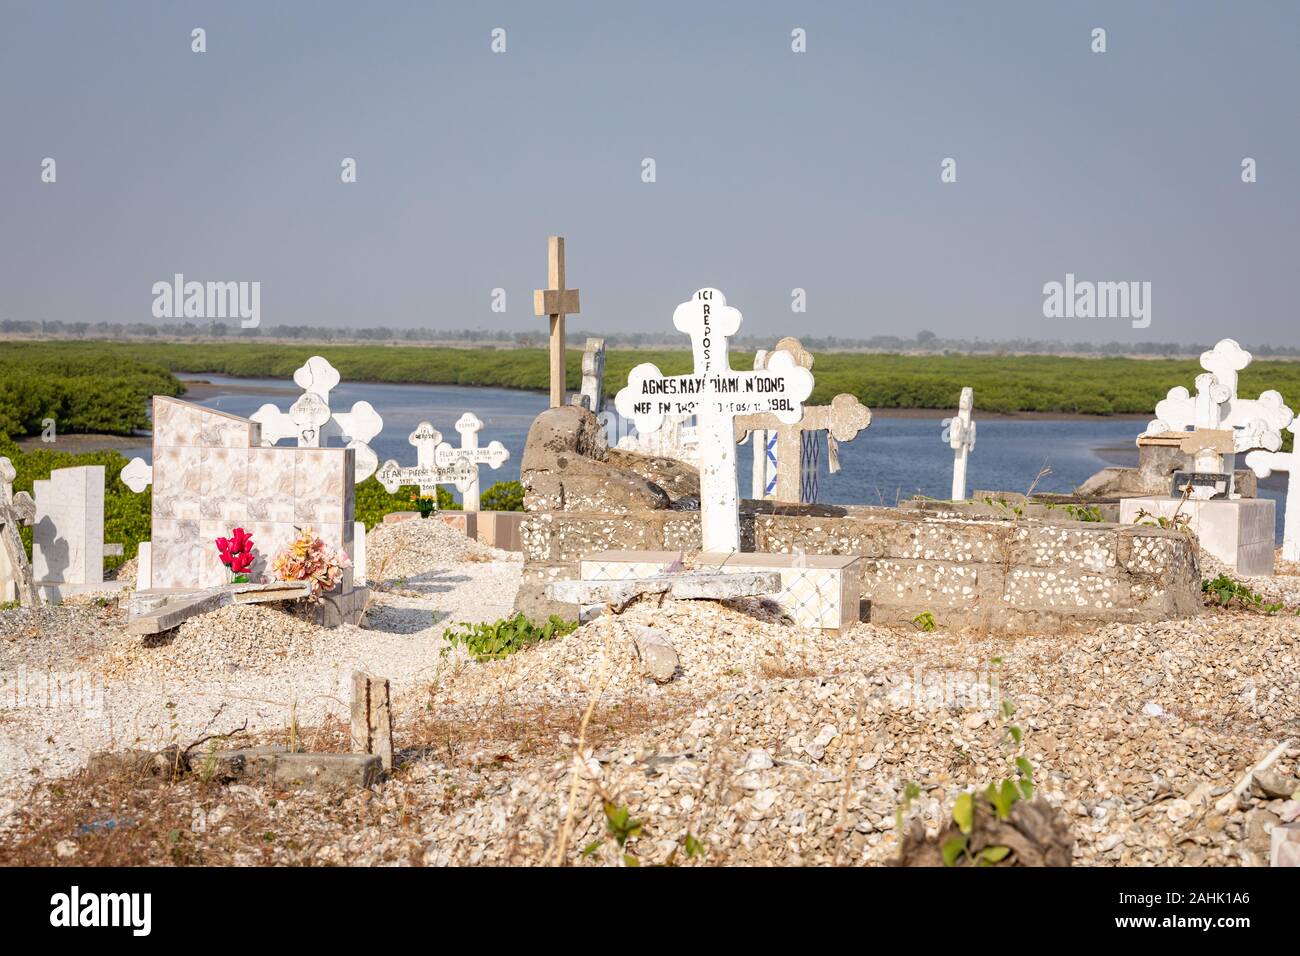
top-left (2, 533), bottom-right (1298, 867)
top-left (0, 521), bottom-right (520, 809)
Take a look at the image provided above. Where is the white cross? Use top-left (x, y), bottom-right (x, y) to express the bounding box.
top-left (1246, 419), bottom-right (1300, 562)
top-left (121, 457), bottom-right (154, 493)
top-left (571, 337), bottom-right (605, 412)
top-left (945, 386), bottom-right (976, 501)
top-left (375, 417), bottom-right (508, 510)
top-left (614, 288), bottom-right (814, 553)
top-left (250, 356), bottom-right (383, 483)
top-left (433, 413), bottom-right (510, 511)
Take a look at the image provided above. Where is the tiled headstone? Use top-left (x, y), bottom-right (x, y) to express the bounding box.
top-left (148, 397), bottom-right (356, 591)
top-left (32, 466), bottom-right (105, 591)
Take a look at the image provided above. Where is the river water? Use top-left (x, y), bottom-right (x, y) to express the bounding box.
top-left (120, 375), bottom-right (1285, 540)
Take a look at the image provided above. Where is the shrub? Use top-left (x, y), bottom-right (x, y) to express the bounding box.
top-left (441, 613), bottom-right (578, 661)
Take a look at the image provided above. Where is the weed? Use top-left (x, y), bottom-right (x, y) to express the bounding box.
top-left (441, 613), bottom-right (579, 662)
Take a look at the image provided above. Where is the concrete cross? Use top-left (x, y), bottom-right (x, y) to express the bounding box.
top-left (533, 236), bottom-right (581, 408)
top-left (733, 338), bottom-right (871, 504)
top-left (0, 457), bottom-right (38, 607)
top-left (432, 413), bottom-right (510, 511)
top-left (1246, 420), bottom-right (1300, 561)
top-left (945, 387), bottom-right (976, 501)
top-left (615, 289), bottom-right (814, 552)
top-left (250, 355), bottom-right (383, 482)
top-left (745, 348), bottom-right (772, 499)
top-left (570, 337), bottom-right (605, 412)
top-left (375, 422), bottom-right (459, 498)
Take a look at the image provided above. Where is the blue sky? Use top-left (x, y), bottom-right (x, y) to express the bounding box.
top-left (2, 1), bottom-right (1297, 344)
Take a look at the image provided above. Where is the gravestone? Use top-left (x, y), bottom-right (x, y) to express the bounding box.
top-left (533, 236), bottom-right (581, 408)
top-left (128, 397), bottom-right (361, 594)
top-left (374, 415), bottom-right (509, 512)
top-left (31, 466), bottom-right (127, 602)
top-left (945, 387), bottom-right (976, 501)
top-left (1246, 419), bottom-right (1300, 562)
top-left (249, 355), bottom-right (383, 483)
top-left (614, 288), bottom-right (814, 552)
top-left (733, 338), bottom-right (872, 504)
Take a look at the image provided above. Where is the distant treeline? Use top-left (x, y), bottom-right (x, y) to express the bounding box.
top-left (5, 318), bottom-right (1300, 357)
top-left (10, 340), bottom-right (1300, 431)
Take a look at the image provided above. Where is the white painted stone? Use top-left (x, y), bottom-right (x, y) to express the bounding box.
top-left (614, 289), bottom-right (814, 552)
top-left (32, 466), bottom-right (104, 587)
top-left (249, 355), bottom-right (383, 482)
top-left (574, 337), bottom-right (605, 412)
top-left (137, 542), bottom-right (152, 592)
top-left (1246, 419), bottom-right (1300, 562)
top-left (947, 387), bottom-right (976, 501)
top-left (353, 521), bottom-right (367, 582)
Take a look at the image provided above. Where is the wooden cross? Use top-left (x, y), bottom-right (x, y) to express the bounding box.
top-left (733, 338), bottom-right (872, 504)
top-left (615, 289), bottom-right (814, 552)
top-left (533, 236), bottom-right (581, 408)
top-left (0, 457), bottom-right (38, 607)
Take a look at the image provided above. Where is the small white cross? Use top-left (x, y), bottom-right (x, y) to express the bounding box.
top-left (121, 457), bottom-right (154, 493)
top-left (375, 416), bottom-right (509, 510)
top-left (434, 413), bottom-right (510, 511)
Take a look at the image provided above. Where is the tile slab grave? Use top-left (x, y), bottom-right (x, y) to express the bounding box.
top-left (143, 396), bottom-right (359, 594)
top-left (1118, 496), bottom-right (1276, 576)
top-left (31, 465), bottom-right (130, 602)
top-left (577, 550), bottom-right (861, 631)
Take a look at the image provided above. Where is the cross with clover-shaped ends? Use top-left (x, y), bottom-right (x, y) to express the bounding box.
top-left (375, 417), bottom-right (509, 511)
top-left (1246, 418), bottom-right (1300, 562)
top-left (615, 288), bottom-right (814, 552)
top-left (433, 413), bottom-right (510, 511)
top-left (733, 337), bottom-right (872, 504)
top-left (249, 355), bottom-right (383, 483)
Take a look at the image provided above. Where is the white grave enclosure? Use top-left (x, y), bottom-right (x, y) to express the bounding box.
top-left (250, 355), bottom-right (384, 484)
top-left (375, 414), bottom-right (509, 512)
top-left (946, 387), bottom-right (976, 502)
top-left (614, 288), bottom-right (813, 553)
top-left (1246, 419), bottom-right (1300, 562)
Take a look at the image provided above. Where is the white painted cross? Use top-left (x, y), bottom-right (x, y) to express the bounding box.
top-left (1146, 339), bottom-right (1294, 493)
top-left (434, 413), bottom-right (510, 511)
top-left (375, 416), bottom-right (509, 511)
top-left (250, 355), bottom-right (383, 482)
top-left (121, 457), bottom-right (154, 493)
top-left (614, 288), bottom-right (814, 552)
top-left (945, 386), bottom-right (976, 501)
top-left (1246, 419), bottom-right (1300, 562)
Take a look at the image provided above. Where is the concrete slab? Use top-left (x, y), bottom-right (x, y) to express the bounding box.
top-left (1119, 496), bottom-right (1275, 575)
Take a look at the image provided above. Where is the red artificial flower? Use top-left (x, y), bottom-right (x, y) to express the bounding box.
top-left (215, 527), bottom-right (256, 573)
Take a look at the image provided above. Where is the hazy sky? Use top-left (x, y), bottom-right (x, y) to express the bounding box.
top-left (3, 1), bottom-right (1298, 345)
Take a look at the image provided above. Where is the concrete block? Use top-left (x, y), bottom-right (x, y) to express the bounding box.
top-left (1119, 496), bottom-right (1275, 574)
top-left (272, 752), bottom-right (383, 789)
top-left (350, 672), bottom-right (394, 771)
top-left (32, 466), bottom-right (105, 587)
top-left (477, 511), bottom-right (523, 551)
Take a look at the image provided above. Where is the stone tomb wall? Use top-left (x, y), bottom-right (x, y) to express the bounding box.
top-left (150, 397), bottom-right (355, 590)
top-left (518, 505), bottom-right (1202, 628)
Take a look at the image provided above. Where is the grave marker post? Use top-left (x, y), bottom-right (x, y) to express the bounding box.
top-left (533, 236), bottom-right (581, 408)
